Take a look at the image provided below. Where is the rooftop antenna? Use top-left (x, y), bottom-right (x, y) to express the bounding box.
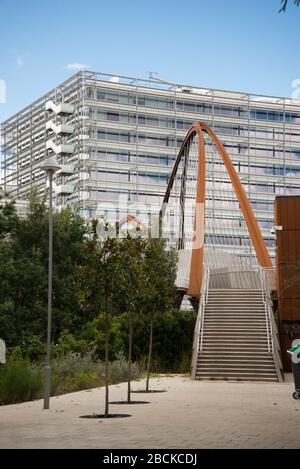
top-left (146, 71), bottom-right (176, 88)
top-left (146, 71), bottom-right (158, 80)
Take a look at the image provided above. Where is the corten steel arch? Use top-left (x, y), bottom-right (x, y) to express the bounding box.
top-left (118, 214), bottom-right (147, 232)
top-left (160, 122), bottom-right (273, 298)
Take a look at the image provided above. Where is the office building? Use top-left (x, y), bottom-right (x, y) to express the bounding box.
top-left (1, 71), bottom-right (300, 259)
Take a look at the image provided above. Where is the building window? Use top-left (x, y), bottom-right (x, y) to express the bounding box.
top-left (107, 112), bottom-right (119, 122)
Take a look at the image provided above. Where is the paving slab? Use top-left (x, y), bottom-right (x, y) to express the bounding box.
top-left (0, 375), bottom-right (299, 448)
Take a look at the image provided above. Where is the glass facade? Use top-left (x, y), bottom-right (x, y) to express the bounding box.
top-left (1, 71), bottom-right (300, 260)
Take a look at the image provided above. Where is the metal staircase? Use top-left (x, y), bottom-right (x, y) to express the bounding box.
top-left (191, 269), bottom-right (283, 382)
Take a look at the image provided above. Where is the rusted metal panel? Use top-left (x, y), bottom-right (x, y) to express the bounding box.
top-left (275, 195), bottom-right (300, 231)
top-left (277, 262), bottom-right (300, 299)
top-left (278, 299), bottom-right (300, 322)
top-left (276, 231), bottom-right (300, 267)
top-left (275, 196), bottom-right (300, 305)
top-left (275, 196), bottom-right (300, 371)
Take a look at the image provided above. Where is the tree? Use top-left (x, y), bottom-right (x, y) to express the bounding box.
top-left (0, 193), bottom-right (87, 349)
top-left (113, 235), bottom-right (146, 403)
top-left (79, 222), bottom-right (122, 417)
top-left (279, 0), bottom-right (300, 12)
top-left (0, 201), bottom-right (19, 239)
top-left (141, 239), bottom-right (177, 391)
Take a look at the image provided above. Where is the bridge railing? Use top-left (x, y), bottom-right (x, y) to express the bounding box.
top-left (260, 266), bottom-right (283, 381)
top-left (208, 268), bottom-right (261, 289)
top-left (191, 267), bottom-right (210, 379)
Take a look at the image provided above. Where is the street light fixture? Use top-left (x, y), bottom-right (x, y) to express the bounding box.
top-left (270, 225), bottom-right (283, 235)
top-left (41, 156), bottom-right (61, 410)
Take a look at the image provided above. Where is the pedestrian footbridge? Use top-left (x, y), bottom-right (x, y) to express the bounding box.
top-left (159, 122), bottom-right (283, 381)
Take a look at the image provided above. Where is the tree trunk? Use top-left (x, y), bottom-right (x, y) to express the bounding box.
top-left (104, 308), bottom-right (109, 417)
top-left (146, 320), bottom-right (153, 392)
top-left (127, 313), bottom-right (132, 404)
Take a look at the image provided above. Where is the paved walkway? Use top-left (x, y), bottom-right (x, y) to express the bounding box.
top-left (0, 375), bottom-right (299, 448)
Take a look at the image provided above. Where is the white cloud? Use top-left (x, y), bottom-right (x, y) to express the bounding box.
top-left (16, 55), bottom-right (24, 67)
top-left (65, 63), bottom-right (89, 71)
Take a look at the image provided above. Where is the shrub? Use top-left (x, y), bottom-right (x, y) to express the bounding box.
top-left (52, 332), bottom-right (90, 358)
top-left (109, 350), bottom-right (139, 383)
top-left (0, 353), bottom-right (140, 405)
top-left (0, 360), bottom-right (43, 405)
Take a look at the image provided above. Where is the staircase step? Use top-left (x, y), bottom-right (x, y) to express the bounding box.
top-left (206, 307), bottom-right (265, 309)
top-left (192, 286), bottom-right (280, 383)
top-left (208, 292), bottom-right (262, 295)
top-left (204, 315), bottom-right (266, 318)
top-left (203, 342), bottom-right (269, 347)
top-left (208, 295), bottom-right (262, 297)
top-left (196, 365), bottom-right (276, 375)
top-left (202, 348), bottom-right (270, 352)
top-left (204, 319), bottom-right (267, 322)
top-left (203, 329), bottom-right (268, 334)
top-left (209, 291), bottom-right (262, 293)
top-left (209, 288), bottom-right (261, 290)
top-left (202, 346), bottom-right (270, 349)
top-left (205, 312), bottom-right (266, 316)
top-left (203, 337), bottom-right (269, 340)
top-left (207, 296), bottom-right (263, 299)
top-left (206, 305), bottom-right (264, 308)
top-left (195, 376), bottom-right (277, 382)
top-left (208, 294), bottom-right (262, 297)
top-left (204, 329), bottom-right (268, 332)
top-left (207, 297), bottom-right (263, 299)
top-left (207, 303), bottom-right (263, 305)
top-left (198, 358), bottom-right (274, 364)
top-left (204, 321), bottom-right (266, 324)
top-left (204, 326), bottom-right (267, 330)
top-left (208, 295), bottom-right (263, 297)
top-left (197, 363), bottom-right (276, 370)
top-left (195, 370), bottom-right (277, 377)
top-left (200, 351), bottom-right (273, 356)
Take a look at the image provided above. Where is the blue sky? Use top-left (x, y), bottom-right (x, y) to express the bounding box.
top-left (0, 0), bottom-right (299, 121)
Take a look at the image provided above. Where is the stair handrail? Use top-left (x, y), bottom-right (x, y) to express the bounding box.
top-left (199, 267), bottom-right (210, 355)
top-left (205, 267), bottom-right (210, 305)
top-left (263, 267), bottom-right (282, 361)
top-left (262, 268), bottom-right (279, 351)
top-left (191, 266), bottom-right (209, 379)
top-left (259, 267), bottom-right (271, 353)
top-left (260, 266), bottom-right (283, 381)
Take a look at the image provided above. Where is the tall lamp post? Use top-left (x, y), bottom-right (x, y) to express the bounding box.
top-left (41, 156), bottom-right (61, 410)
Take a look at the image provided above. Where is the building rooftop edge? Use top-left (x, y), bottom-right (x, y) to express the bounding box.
top-left (2, 69), bottom-right (300, 126)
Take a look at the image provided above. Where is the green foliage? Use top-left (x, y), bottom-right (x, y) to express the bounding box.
top-left (52, 332), bottom-right (89, 358)
top-left (0, 355), bottom-right (140, 405)
top-left (21, 336), bottom-right (46, 361)
top-left (118, 308), bottom-right (196, 371)
top-left (0, 201), bottom-right (19, 239)
top-left (141, 238), bottom-right (178, 323)
top-left (109, 351), bottom-right (139, 383)
top-left (0, 193), bottom-right (87, 347)
top-left (81, 314), bottom-right (125, 359)
top-left (81, 308), bottom-right (195, 372)
top-left (51, 353), bottom-right (139, 395)
top-left (279, 0), bottom-right (300, 12)
top-left (0, 192), bottom-right (195, 400)
top-left (0, 360), bottom-right (43, 405)
top-left (150, 308), bottom-right (196, 372)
